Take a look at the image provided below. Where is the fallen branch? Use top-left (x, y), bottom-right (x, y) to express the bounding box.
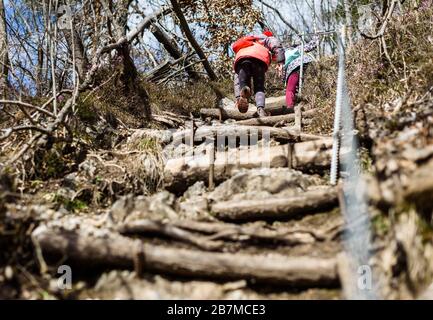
top-left (0, 125), bottom-right (51, 141)
top-left (32, 225), bottom-right (340, 287)
top-left (35, 95), bottom-right (76, 148)
top-left (170, 220), bottom-right (331, 243)
top-left (118, 220), bottom-right (224, 251)
top-left (153, 114), bottom-right (185, 128)
top-left (0, 100), bottom-right (55, 118)
top-left (7, 133), bottom-right (42, 164)
top-left (119, 219), bottom-right (330, 247)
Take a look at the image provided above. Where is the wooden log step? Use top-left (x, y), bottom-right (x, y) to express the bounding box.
top-left (211, 187), bottom-right (338, 221)
top-left (201, 96), bottom-right (287, 120)
top-left (172, 125), bottom-right (322, 146)
top-left (32, 225), bottom-right (340, 287)
top-left (164, 138), bottom-right (333, 193)
top-left (235, 109), bottom-right (317, 127)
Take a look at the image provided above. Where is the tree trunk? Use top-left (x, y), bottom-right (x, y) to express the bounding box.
top-left (63, 26), bottom-right (89, 81)
top-left (119, 219), bottom-right (331, 247)
top-left (36, 45), bottom-right (44, 96)
top-left (0, 0), bottom-right (9, 99)
top-left (101, 0), bottom-right (151, 120)
top-left (150, 23), bottom-right (199, 80)
top-left (119, 43), bottom-right (152, 120)
top-left (169, 0), bottom-right (217, 81)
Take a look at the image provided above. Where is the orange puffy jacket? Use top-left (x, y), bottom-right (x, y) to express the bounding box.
top-left (234, 41), bottom-right (272, 71)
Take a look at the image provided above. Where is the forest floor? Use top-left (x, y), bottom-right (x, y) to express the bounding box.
top-left (3, 96), bottom-right (348, 300)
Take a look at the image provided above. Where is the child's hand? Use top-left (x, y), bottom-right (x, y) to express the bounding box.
top-left (276, 64), bottom-right (283, 77)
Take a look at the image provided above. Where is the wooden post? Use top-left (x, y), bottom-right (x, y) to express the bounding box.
top-left (189, 113), bottom-right (195, 147)
top-left (298, 34), bottom-right (305, 97)
top-left (287, 143), bottom-right (294, 169)
top-left (208, 138), bottom-right (215, 191)
top-left (295, 105), bottom-right (302, 133)
top-left (133, 240), bottom-right (145, 279)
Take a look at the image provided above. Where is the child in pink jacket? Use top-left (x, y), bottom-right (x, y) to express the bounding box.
top-left (283, 36), bottom-right (318, 110)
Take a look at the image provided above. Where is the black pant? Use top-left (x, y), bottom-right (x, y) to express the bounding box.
top-left (235, 58), bottom-right (266, 95)
top-left (235, 58), bottom-right (267, 107)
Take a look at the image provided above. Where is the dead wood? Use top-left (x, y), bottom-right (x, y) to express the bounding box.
top-left (403, 158), bottom-right (433, 219)
top-left (32, 225), bottom-right (340, 287)
top-left (117, 219), bottom-right (224, 251)
top-left (172, 125), bottom-right (320, 146)
top-left (170, 220), bottom-right (330, 243)
top-left (235, 109), bottom-right (317, 127)
top-left (200, 96), bottom-right (287, 120)
top-left (169, 0), bottom-right (217, 80)
top-left (164, 138), bottom-right (333, 192)
top-left (149, 24), bottom-right (199, 80)
top-left (211, 188), bottom-right (338, 221)
top-left (119, 219), bottom-right (330, 247)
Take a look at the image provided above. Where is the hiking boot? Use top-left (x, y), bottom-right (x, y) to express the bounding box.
top-left (236, 86), bottom-right (251, 113)
top-left (257, 107), bottom-right (268, 118)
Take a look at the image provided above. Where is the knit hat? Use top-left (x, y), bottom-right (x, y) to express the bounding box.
top-left (263, 30), bottom-right (273, 37)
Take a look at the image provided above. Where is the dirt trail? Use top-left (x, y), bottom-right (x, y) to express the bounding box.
top-left (31, 97), bottom-right (346, 300)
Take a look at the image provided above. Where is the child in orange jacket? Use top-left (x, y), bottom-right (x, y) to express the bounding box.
top-left (232, 31), bottom-right (285, 117)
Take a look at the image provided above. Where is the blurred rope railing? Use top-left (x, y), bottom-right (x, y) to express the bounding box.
top-left (330, 24), bottom-right (378, 300)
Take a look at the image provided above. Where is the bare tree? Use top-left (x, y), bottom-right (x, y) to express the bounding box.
top-left (0, 0), bottom-right (8, 99)
top-left (149, 23), bottom-right (199, 80)
top-left (169, 0), bottom-right (217, 81)
top-left (258, 0), bottom-right (300, 35)
top-left (342, 0), bottom-right (353, 46)
top-left (63, 26), bottom-right (89, 81)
